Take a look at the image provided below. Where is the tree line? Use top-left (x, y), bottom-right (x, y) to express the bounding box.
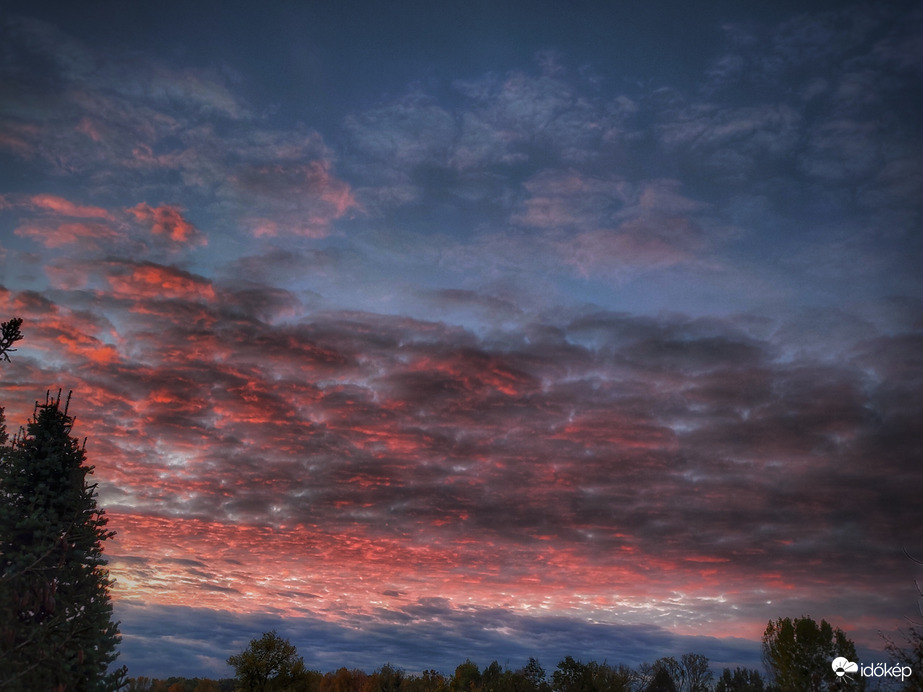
top-left (125, 648), bottom-right (765, 692)
top-left (126, 616), bottom-right (917, 692)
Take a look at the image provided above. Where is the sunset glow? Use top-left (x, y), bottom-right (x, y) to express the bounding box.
top-left (1, 0), bottom-right (922, 680)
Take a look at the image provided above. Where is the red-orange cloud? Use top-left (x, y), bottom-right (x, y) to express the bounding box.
top-left (129, 203), bottom-right (206, 245)
top-left (106, 262), bottom-right (216, 302)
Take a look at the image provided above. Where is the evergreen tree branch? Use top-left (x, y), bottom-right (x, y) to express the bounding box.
top-left (0, 317), bottom-right (24, 364)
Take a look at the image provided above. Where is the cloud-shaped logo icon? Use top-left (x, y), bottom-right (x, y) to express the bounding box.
top-left (832, 657), bottom-right (859, 678)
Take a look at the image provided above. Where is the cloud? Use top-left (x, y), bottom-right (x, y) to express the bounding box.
top-left (6, 264), bottom-right (920, 656)
top-left (2, 193), bottom-right (123, 249)
top-left (27, 193), bottom-right (113, 219)
top-left (345, 91), bottom-right (456, 169)
top-left (656, 103), bottom-right (802, 180)
top-left (137, 65), bottom-right (250, 120)
top-left (0, 16), bottom-right (355, 249)
top-left (15, 220), bottom-right (124, 249)
top-left (451, 64), bottom-right (617, 166)
top-left (511, 171), bottom-right (629, 231)
top-left (341, 59), bottom-right (635, 217)
top-left (102, 261), bottom-right (216, 303)
top-left (232, 159), bottom-right (358, 237)
top-left (128, 203), bottom-right (206, 245)
top-left (507, 172), bottom-right (710, 279)
top-left (556, 217), bottom-right (705, 278)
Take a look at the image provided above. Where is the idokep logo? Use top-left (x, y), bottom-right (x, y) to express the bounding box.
top-left (831, 656), bottom-right (913, 683)
top-left (831, 657), bottom-right (858, 679)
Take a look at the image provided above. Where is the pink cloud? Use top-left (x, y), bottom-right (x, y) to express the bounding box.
top-left (248, 217), bottom-right (330, 239)
top-left (129, 203), bottom-right (206, 245)
top-left (28, 193), bottom-right (112, 219)
top-left (303, 160), bottom-right (358, 218)
top-left (75, 117), bottom-right (104, 143)
top-left (512, 171), bottom-right (630, 230)
top-left (103, 511), bottom-right (746, 622)
top-left (251, 219), bottom-right (280, 238)
top-left (0, 122), bottom-right (40, 160)
top-left (561, 217), bottom-right (704, 277)
top-left (15, 221), bottom-right (123, 249)
top-left (234, 160), bottom-right (359, 237)
top-left (4, 195), bottom-right (124, 248)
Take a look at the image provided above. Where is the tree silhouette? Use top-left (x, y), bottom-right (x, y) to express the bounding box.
top-left (715, 667), bottom-right (769, 692)
top-left (0, 317), bottom-right (24, 445)
top-left (451, 660), bottom-right (482, 692)
top-left (552, 656), bottom-right (588, 692)
top-left (643, 668), bottom-right (677, 692)
top-left (520, 658), bottom-right (549, 692)
top-left (552, 656), bottom-right (633, 692)
top-left (374, 664), bottom-right (405, 692)
top-left (762, 616), bottom-right (863, 692)
top-left (679, 653), bottom-right (712, 692)
top-left (228, 630), bottom-right (306, 692)
top-left (883, 626), bottom-right (923, 691)
top-left (0, 317), bottom-right (24, 364)
top-left (0, 390), bottom-right (125, 690)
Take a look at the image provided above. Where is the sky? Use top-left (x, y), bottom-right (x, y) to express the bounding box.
top-left (1, 0), bottom-right (922, 681)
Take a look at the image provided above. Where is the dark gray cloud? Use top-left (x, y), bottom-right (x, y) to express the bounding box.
top-left (115, 600), bottom-right (765, 679)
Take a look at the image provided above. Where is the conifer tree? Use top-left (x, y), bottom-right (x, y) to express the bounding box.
top-left (0, 390), bottom-right (126, 691)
